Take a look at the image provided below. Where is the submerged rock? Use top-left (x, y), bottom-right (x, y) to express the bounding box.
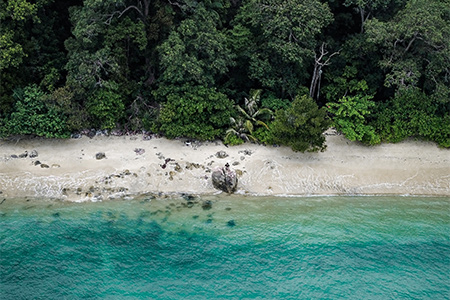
top-left (201, 200), bottom-right (213, 210)
top-left (227, 220), bottom-right (236, 227)
top-left (181, 193), bottom-right (196, 201)
top-left (212, 166), bottom-right (237, 193)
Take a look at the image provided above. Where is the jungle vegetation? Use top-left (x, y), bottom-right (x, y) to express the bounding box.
top-left (1, 0), bottom-right (449, 151)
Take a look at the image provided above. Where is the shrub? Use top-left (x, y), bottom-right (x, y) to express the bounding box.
top-left (223, 134), bottom-right (245, 146)
top-left (158, 85), bottom-right (232, 140)
top-left (4, 85), bottom-right (69, 138)
top-left (373, 88), bottom-right (449, 147)
top-left (253, 125), bottom-right (275, 145)
top-left (327, 94), bottom-right (380, 145)
top-left (87, 83), bottom-right (125, 130)
top-left (271, 95), bottom-right (331, 152)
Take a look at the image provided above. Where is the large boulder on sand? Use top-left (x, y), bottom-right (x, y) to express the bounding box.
top-left (212, 166), bottom-right (238, 193)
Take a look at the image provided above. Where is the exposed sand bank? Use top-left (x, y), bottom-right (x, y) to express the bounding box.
top-left (1, 131), bottom-right (449, 201)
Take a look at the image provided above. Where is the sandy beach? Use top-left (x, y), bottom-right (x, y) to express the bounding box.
top-left (0, 131), bottom-right (449, 201)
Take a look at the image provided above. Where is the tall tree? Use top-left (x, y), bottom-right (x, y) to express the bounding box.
top-left (343, 0), bottom-right (406, 33)
top-left (156, 2), bottom-right (234, 89)
top-left (231, 0), bottom-right (333, 99)
top-left (1, 0), bottom-right (78, 118)
top-left (366, 0), bottom-right (450, 102)
top-left (155, 2), bottom-right (235, 139)
top-left (64, 0), bottom-right (175, 128)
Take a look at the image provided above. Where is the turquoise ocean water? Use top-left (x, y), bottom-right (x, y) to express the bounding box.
top-left (1, 195), bottom-right (449, 299)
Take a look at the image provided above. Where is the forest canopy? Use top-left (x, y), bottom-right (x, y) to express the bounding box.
top-left (1, 0), bottom-right (449, 150)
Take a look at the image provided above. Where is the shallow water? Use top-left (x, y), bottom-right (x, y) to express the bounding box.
top-left (1, 196), bottom-right (449, 299)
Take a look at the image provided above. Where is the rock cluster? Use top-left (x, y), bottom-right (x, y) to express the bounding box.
top-left (10, 149), bottom-right (38, 159)
top-left (211, 165), bottom-right (238, 193)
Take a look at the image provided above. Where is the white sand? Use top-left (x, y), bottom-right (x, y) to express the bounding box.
top-left (1, 131), bottom-right (449, 201)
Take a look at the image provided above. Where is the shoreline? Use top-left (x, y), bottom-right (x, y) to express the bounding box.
top-left (1, 132), bottom-right (449, 201)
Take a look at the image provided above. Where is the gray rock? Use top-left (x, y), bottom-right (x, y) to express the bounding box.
top-left (19, 151), bottom-right (28, 158)
top-left (40, 164), bottom-right (50, 168)
top-left (211, 166), bottom-right (238, 193)
top-left (29, 150), bottom-right (38, 158)
top-left (215, 151), bottom-right (228, 159)
top-left (134, 148), bottom-right (145, 155)
top-left (95, 152), bottom-right (106, 160)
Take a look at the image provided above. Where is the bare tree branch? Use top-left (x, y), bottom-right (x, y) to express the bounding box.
top-left (104, 5), bottom-right (144, 25)
top-left (310, 43), bottom-right (340, 100)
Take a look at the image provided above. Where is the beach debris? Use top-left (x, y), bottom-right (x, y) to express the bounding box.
top-left (174, 163), bottom-right (182, 172)
top-left (29, 149), bottom-right (38, 158)
top-left (216, 150), bottom-right (228, 159)
top-left (212, 164), bottom-right (238, 193)
top-left (186, 162), bottom-right (202, 170)
top-left (156, 152), bottom-right (165, 160)
top-left (95, 152), bottom-right (106, 160)
top-left (159, 158), bottom-right (173, 169)
top-left (134, 148), bottom-right (145, 155)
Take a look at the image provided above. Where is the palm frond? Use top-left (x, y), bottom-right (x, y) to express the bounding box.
top-left (244, 119), bottom-right (254, 134)
top-left (255, 120), bottom-right (270, 130)
top-left (236, 105), bottom-right (252, 120)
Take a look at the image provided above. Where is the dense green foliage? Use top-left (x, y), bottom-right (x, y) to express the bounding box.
top-left (373, 89), bottom-right (450, 147)
top-left (272, 95), bottom-right (331, 152)
top-left (158, 85), bottom-right (232, 140)
top-left (2, 85), bottom-right (70, 138)
top-left (1, 0), bottom-right (448, 148)
top-left (326, 67), bottom-right (380, 145)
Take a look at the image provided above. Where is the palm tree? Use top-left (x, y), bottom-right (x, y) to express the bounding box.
top-left (225, 89), bottom-right (273, 143)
